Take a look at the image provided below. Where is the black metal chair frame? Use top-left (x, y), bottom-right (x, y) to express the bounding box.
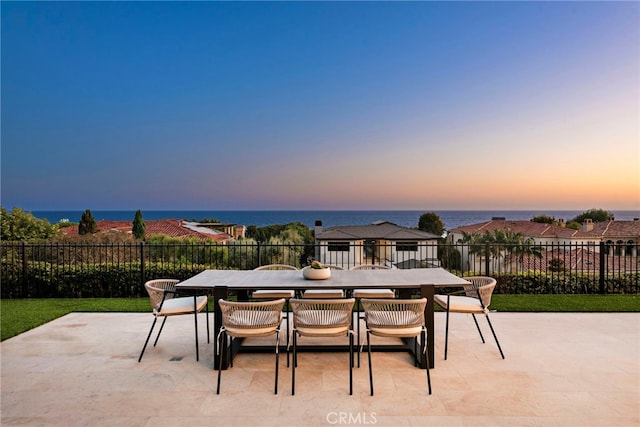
top-left (216, 298), bottom-right (285, 394)
top-left (138, 281), bottom-right (210, 363)
top-left (290, 298), bottom-right (355, 396)
top-left (440, 282), bottom-right (505, 360)
top-left (251, 265), bottom-right (297, 367)
top-left (362, 298), bottom-right (432, 396)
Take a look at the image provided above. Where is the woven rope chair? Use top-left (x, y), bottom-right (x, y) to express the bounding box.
top-left (290, 298), bottom-right (356, 395)
top-left (434, 276), bottom-right (504, 360)
top-left (216, 298), bottom-right (286, 394)
top-left (138, 279), bottom-right (209, 363)
top-left (361, 298), bottom-right (432, 395)
top-left (251, 264), bottom-right (297, 366)
top-left (350, 264), bottom-right (395, 367)
top-left (301, 264), bottom-right (345, 299)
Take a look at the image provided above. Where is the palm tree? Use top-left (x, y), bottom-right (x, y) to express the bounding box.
top-left (458, 231), bottom-right (489, 273)
top-left (459, 229), bottom-right (545, 274)
top-left (500, 230), bottom-right (544, 272)
top-left (513, 238), bottom-right (545, 272)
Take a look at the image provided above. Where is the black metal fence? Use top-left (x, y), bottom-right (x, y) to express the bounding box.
top-left (1, 241), bottom-right (638, 298)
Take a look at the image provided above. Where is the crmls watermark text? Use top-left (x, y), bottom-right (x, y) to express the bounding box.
top-left (326, 412), bottom-right (377, 425)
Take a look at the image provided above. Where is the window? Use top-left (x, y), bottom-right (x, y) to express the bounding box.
top-left (364, 240), bottom-right (376, 258)
top-left (396, 242), bottom-right (418, 252)
top-left (626, 240), bottom-right (635, 257)
top-left (328, 242), bottom-right (350, 252)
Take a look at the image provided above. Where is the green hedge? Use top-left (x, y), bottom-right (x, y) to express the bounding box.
top-left (2, 260), bottom-right (638, 298)
top-left (0, 261), bottom-right (221, 298)
top-left (494, 273), bottom-right (639, 294)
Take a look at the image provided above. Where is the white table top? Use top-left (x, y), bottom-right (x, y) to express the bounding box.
top-left (176, 268), bottom-right (469, 291)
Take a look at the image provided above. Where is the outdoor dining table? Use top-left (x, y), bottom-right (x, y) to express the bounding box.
top-left (176, 267), bottom-right (470, 370)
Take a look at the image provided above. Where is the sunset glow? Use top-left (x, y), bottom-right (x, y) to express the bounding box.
top-left (1, 2), bottom-right (638, 211)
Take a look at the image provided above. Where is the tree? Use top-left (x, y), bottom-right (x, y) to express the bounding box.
top-left (417, 212), bottom-right (445, 237)
top-left (0, 207), bottom-right (57, 240)
top-left (565, 221), bottom-right (581, 230)
top-left (570, 208), bottom-right (615, 224)
top-left (501, 229), bottom-right (544, 272)
top-left (78, 209), bottom-right (97, 235)
top-left (457, 231), bottom-right (485, 271)
top-left (531, 215), bottom-right (556, 225)
top-left (458, 228), bottom-right (543, 272)
top-left (247, 222), bottom-right (313, 244)
top-left (132, 210), bottom-right (146, 240)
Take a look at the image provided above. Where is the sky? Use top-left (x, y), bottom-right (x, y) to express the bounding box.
top-left (1, 1), bottom-right (639, 211)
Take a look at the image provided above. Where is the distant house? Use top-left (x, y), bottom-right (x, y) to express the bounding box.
top-left (314, 220), bottom-right (440, 269)
top-left (447, 217), bottom-right (640, 251)
top-left (188, 221), bottom-right (246, 239)
top-left (447, 217), bottom-right (640, 273)
top-left (60, 219), bottom-right (235, 243)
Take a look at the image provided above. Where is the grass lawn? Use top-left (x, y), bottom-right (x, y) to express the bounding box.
top-left (1, 298), bottom-right (148, 341)
top-left (491, 294), bottom-right (640, 312)
top-left (1, 295), bottom-right (638, 341)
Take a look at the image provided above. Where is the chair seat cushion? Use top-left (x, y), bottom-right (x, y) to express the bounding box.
top-left (224, 325), bottom-right (279, 337)
top-left (434, 294), bottom-right (485, 313)
top-left (353, 289), bottom-right (395, 298)
top-left (252, 289), bottom-right (295, 299)
top-left (295, 325), bottom-right (350, 337)
top-left (302, 289), bottom-right (344, 298)
top-left (369, 325), bottom-right (423, 338)
top-left (158, 295), bottom-right (207, 316)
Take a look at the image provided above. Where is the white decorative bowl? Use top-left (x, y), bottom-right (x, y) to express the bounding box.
top-left (302, 266), bottom-right (331, 280)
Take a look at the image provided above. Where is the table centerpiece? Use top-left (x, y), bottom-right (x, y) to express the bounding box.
top-left (302, 261), bottom-right (331, 280)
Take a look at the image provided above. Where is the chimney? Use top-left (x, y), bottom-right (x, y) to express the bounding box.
top-left (492, 217), bottom-right (506, 221)
top-left (314, 220), bottom-right (323, 261)
top-left (558, 218), bottom-right (566, 227)
top-left (582, 218), bottom-right (594, 232)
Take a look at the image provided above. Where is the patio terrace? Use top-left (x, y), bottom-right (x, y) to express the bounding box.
top-left (1, 311), bottom-right (638, 426)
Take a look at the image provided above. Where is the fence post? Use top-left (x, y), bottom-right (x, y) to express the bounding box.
top-left (484, 243), bottom-right (490, 276)
top-left (21, 242), bottom-right (27, 297)
top-left (257, 241), bottom-right (262, 267)
top-left (599, 242), bottom-right (606, 294)
top-left (140, 242), bottom-right (145, 291)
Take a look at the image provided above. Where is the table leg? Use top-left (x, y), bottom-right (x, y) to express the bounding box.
top-left (213, 286), bottom-right (229, 370)
top-left (236, 289), bottom-right (249, 302)
top-left (421, 284), bottom-right (435, 369)
top-left (191, 295), bottom-right (200, 362)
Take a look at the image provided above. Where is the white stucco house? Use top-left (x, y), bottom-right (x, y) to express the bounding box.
top-left (313, 220), bottom-right (441, 270)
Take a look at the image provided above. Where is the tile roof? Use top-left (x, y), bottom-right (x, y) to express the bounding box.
top-left (450, 219), bottom-right (640, 240)
top-left (60, 219), bottom-right (232, 241)
top-left (518, 247), bottom-right (638, 272)
top-left (316, 221), bottom-right (440, 241)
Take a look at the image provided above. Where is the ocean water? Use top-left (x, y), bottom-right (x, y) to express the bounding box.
top-left (30, 209), bottom-right (640, 231)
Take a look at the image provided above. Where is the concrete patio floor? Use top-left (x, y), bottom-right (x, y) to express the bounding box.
top-left (1, 311), bottom-right (638, 426)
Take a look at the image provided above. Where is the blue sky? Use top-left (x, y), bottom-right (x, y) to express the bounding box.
top-left (2, 1), bottom-right (638, 211)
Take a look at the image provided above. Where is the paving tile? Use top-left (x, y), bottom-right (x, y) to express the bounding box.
top-left (1, 312), bottom-right (638, 426)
